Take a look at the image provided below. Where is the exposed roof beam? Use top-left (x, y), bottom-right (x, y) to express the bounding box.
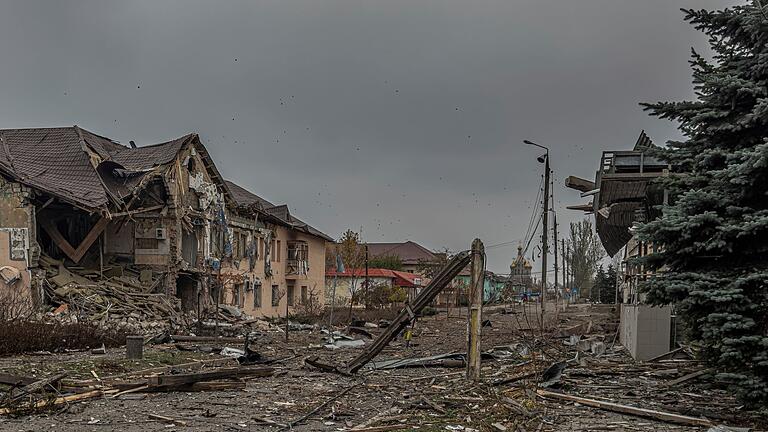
top-left (566, 203), bottom-right (594, 212)
top-left (564, 176), bottom-right (596, 193)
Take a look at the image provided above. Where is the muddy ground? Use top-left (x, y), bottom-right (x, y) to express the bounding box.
top-left (0, 304), bottom-right (764, 432)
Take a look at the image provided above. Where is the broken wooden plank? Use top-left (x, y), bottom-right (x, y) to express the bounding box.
top-left (665, 369), bottom-right (709, 388)
top-left (171, 335), bottom-right (246, 343)
top-left (646, 347), bottom-right (683, 362)
top-left (349, 425), bottom-right (412, 432)
top-left (147, 366), bottom-right (273, 389)
top-left (0, 373), bottom-right (36, 386)
top-left (0, 390), bottom-right (103, 415)
top-left (536, 389), bottom-right (713, 427)
top-left (11, 373), bottom-right (67, 401)
top-left (187, 381), bottom-right (246, 392)
top-left (148, 413), bottom-right (187, 427)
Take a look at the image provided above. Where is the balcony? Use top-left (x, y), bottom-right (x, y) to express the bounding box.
top-left (286, 240), bottom-right (309, 277)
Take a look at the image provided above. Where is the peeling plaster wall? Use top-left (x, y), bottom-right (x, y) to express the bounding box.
top-left (232, 224), bottom-right (327, 318)
top-left (0, 176), bottom-right (36, 308)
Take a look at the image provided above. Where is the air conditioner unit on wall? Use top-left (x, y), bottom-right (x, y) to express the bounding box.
top-left (155, 228), bottom-right (167, 240)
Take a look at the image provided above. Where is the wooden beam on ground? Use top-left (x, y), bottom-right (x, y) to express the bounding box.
top-left (536, 389), bottom-right (713, 427)
top-left (146, 367), bottom-right (273, 389)
top-left (0, 390), bottom-right (103, 415)
top-left (11, 373), bottom-right (67, 401)
top-left (171, 335), bottom-right (246, 343)
top-left (665, 369), bottom-right (709, 388)
top-left (148, 413), bottom-right (187, 427)
top-left (0, 373), bottom-right (36, 386)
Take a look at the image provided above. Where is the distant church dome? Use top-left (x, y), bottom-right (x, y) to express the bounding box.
top-left (510, 245), bottom-right (532, 271)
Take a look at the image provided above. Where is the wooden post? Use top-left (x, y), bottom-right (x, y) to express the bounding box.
top-left (466, 238), bottom-right (484, 381)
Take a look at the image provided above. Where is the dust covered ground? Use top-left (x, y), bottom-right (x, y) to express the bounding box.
top-left (0, 304), bottom-right (765, 432)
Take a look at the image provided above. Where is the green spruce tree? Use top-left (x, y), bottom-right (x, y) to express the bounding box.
top-left (594, 266), bottom-right (606, 303)
top-left (599, 264), bottom-right (617, 304)
top-left (638, 2), bottom-right (768, 404)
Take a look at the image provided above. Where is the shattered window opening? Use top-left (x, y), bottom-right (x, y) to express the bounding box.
top-left (271, 284), bottom-right (279, 307)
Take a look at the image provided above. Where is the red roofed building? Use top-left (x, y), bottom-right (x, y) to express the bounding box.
top-left (325, 267), bottom-right (426, 306)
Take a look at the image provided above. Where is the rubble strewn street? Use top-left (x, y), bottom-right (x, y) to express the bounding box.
top-left (1, 304), bottom-right (763, 431)
top-left (2, 1), bottom-right (768, 431)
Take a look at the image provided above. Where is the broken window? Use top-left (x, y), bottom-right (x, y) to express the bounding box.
top-left (253, 282), bottom-right (262, 308)
top-left (287, 284), bottom-right (295, 306)
top-left (233, 283), bottom-right (241, 307)
top-left (271, 284), bottom-right (280, 307)
top-left (287, 241), bottom-right (309, 275)
top-left (301, 286), bottom-right (308, 304)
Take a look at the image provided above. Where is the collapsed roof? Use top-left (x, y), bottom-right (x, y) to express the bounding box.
top-left (565, 131), bottom-right (670, 256)
top-left (0, 126), bottom-right (232, 213)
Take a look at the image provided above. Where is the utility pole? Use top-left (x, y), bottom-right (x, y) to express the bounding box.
top-left (551, 174), bottom-right (559, 315)
top-left (523, 140), bottom-right (550, 328)
top-left (561, 238), bottom-right (567, 304)
top-left (541, 154), bottom-right (550, 327)
top-left (364, 243), bottom-right (369, 304)
top-left (467, 238), bottom-right (484, 381)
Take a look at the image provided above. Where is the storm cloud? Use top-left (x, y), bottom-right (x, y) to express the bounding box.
top-left (0, 0), bottom-right (737, 272)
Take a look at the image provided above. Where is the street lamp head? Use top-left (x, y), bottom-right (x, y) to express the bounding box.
top-left (537, 154), bottom-right (547, 163)
top-left (523, 139), bottom-right (535, 145)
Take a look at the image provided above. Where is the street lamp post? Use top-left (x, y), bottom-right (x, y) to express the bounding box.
top-left (523, 140), bottom-right (550, 329)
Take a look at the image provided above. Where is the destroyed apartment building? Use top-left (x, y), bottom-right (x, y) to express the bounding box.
top-left (565, 131), bottom-right (674, 360)
top-left (0, 126), bottom-right (330, 321)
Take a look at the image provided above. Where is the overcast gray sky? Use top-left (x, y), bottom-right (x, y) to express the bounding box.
top-left (0, 0), bottom-right (738, 273)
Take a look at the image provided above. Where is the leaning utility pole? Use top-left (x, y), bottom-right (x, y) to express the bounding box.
top-left (467, 239), bottom-right (485, 381)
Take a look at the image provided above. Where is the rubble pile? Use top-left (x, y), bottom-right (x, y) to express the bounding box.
top-left (39, 255), bottom-right (186, 332)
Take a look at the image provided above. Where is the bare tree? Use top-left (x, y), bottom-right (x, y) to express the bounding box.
top-left (337, 229), bottom-right (366, 320)
top-left (567, 219), bottom-right (605, 301)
